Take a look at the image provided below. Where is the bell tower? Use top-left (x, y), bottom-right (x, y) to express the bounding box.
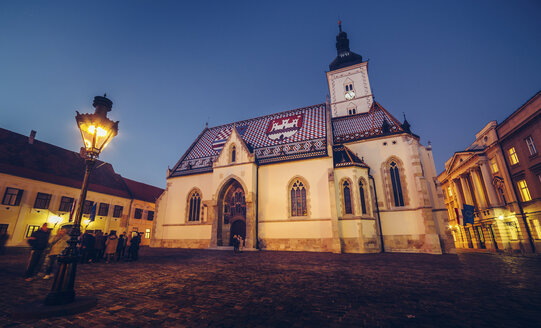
top-left (326, 21), bottom-right (373, 117)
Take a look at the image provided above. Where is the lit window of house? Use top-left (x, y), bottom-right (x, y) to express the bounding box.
top-left (525, 136), bottom-right (537, 156)
top-left (490, 158), bottom-right (499, 173)
top-left (448, 187), bottom-right (453, 197)
top-left (517, 180), bottom-right (532, 202)
top-left (145, 228), bottom-right (151, 239)
top-left (508, 147), bottom-right (519, 165)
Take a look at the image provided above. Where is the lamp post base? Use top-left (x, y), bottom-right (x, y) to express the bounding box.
top-left (11, 296), bottom-right (97, 319)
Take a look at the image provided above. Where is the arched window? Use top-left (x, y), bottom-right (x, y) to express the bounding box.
top-left (231, 146), bottom-right (236, 163)
top-left (188, 190), bottom-right (201, 221)
top-left (390, 161), bottom-right (404, 206)
top-left (359, 180), bottom-right (367, 214)
top-left (290, 179), bottom-right (307, 216)
top-left (343, 180), bottom-right (353, 214)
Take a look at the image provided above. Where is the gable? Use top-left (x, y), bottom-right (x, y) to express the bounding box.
top-left (169, 104), bottom-right (328, 177)
top-left (214, 127), bottom-right (254, 167)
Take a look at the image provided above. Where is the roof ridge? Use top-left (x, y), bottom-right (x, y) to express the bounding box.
top-left (205, 103), bottom-right (325, 130)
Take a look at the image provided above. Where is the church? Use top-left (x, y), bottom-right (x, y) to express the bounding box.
top-left (151, 23), bottom-right (454, 254)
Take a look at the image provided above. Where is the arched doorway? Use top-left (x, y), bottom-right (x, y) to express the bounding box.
top-left (230, 219), bottom-right (246, 245)
top-left (216, 179), bottom-right (246, 246)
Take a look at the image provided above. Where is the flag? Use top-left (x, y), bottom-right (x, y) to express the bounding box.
top-left (89, 203), bottom-right (97, 222)
top-left (69, 200), bottom-right (77, 222)
top-left (461, 204), bottom-right (475, 226)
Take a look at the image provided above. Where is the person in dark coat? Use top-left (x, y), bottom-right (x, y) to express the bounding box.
top-left (128, 233), bottom-right (141, 261)
top-left (80, 231), bottom-right (95, 264)
top-left (93, 231), bottom-right (105, 262)
top-left (24, 223), bottom-right (50, 281)
top-left (116, 232), bottom-right (126, 261)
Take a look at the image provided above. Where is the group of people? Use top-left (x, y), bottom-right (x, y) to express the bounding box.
top-left (232, 234), bottom-right (244, 253)
top-left (23, 223), bottom-right (142, 281)
top-left (79, 229), bottom-right (141, 264)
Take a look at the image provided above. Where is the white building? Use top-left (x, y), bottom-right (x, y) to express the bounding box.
top-left (152, 23), bottom-right (454, 254)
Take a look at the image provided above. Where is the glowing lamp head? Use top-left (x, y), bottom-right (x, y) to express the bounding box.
top-left (498, 215), bottom-right (504, 220)
top-left (76, 95), bottom-right (119, 158)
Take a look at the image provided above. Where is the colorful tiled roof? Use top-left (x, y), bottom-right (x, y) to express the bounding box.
top-left (332, 101), bottom-right (406, 143)
top-left (170, 104), bottom-right (328, 177)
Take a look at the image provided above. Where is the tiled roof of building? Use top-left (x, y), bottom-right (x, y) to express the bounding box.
top-left (333, 145), bottom-right (368, 168)
top-left (123, 178), bottom-right (164, 203)
top-left (169, 104), bottom-right (328, 177)
top-left (332, 101), bottom-right (409, 143)
top-left (0, 127), bottom-right (162, 200)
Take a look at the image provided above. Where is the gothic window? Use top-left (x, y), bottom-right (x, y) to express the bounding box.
top-left (231, 145), bottom-right (236, 163)
top-left (359, 180), bottom-right (367, 214)
top-left (188, 190), bottom-right (201, 221)
top-left (290, 179), bottom-right (307, 216)
top-left (389, 161), bottom-right (405, 207)
top-left (343, 180), bottom-right (353, 214)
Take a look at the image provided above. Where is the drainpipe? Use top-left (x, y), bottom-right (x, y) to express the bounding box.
top-left (368, 170), bottom-right (384, 252)
top-left (495, 129), bottom-right (535, 253)
top-left (255, 163), bottom-right (260, 249)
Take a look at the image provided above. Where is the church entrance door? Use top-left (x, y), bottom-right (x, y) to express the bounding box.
top-left (230, 219), bottom-right (246, 246)
top-left (216, 179), bottom-right (246, 246)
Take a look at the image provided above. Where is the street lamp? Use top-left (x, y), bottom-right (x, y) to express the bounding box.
top-left (44, 95), bottom-right (118, 306)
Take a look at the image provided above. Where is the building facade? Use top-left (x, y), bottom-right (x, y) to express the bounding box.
top-left (151, 23), bottom-right (453, 254)
top-left (0, 128), bottom-right (163, 246)
top-left (438, 91), bottom-right (541, 253)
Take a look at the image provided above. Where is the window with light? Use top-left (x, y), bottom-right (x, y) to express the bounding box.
top-left (490, 158), bottom-right (499, 173)
top-left (508, 147), bottom-right (519, 165)
top-left (517, 180), bottom-right (532, 202)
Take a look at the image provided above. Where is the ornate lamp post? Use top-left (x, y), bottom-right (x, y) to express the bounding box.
top-left (44, 95), bottom-right (118, 306)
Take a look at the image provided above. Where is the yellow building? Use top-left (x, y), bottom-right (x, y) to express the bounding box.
top-left (0, 127), bottom-right (163, 246)
top-left (438, 91), bottom-right (541, 253)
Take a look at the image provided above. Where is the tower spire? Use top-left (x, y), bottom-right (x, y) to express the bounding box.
top-left (329, 21), bottom-right (363, 71)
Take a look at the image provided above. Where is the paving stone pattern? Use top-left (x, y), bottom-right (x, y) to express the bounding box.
top-left (1, 248), bottom-right (540, 327)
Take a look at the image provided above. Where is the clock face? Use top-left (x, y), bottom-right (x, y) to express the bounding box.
top-left (345, 90), bottom-right (355, 100)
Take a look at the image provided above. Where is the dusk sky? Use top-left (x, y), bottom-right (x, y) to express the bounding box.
top-left (1, 0), bottom-right (540, 189)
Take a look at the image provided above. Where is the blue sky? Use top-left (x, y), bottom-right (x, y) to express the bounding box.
top-left (1, 0), bottom-right (540, 188)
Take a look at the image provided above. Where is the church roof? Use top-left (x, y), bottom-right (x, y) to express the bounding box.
top-left (333, 145), bottom-right (368, 168)
top-left (332, 101), bottom-right (409, 143)
top-left (169, 104), bottom-right (328, 177)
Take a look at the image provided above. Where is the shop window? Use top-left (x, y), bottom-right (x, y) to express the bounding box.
top-left (25, 225), bottom-right (40, 238)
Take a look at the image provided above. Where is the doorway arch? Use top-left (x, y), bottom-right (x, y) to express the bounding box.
top-left (216, 179), bottom-right (246, 246)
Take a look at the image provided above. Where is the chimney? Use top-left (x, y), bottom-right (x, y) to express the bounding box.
top-left (28, 130), bottom-right (36, 144)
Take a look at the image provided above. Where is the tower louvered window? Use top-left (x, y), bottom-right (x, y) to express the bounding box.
top-left (343, 181), bottom-right (352, 214)
top-left (188, 191), bottom-right (201, 221)
top-left (390, 161), bottom-right (404, 207)
top-left (290, 180), bottom-right (307, 216)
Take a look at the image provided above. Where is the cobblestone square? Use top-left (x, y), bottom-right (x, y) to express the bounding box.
top-left (1, 248), bottom-right (540, 327)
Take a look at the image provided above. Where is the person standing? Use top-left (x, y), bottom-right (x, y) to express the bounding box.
top-left (116, 232), bottom-right (126, 261)
top-left (232, 234), bottom-right (240, 253)
top-left (104, 231), bottom-right (119, 263)
top-left (0, 230), bottom-right (9, 255)
top-left (80, 230), bottom-right (95, 264)
top-left (93, 231), bottom-right (105, 262)
top-left (128, 232), bottom-right (141, 261)
top-left (43, 228), bottom-right (69, 279)
top-left (24, 223), bottom-right (50, 281)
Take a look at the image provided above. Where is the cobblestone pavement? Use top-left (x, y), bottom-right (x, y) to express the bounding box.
top-left (1, 248), bottom-right (540, 328)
